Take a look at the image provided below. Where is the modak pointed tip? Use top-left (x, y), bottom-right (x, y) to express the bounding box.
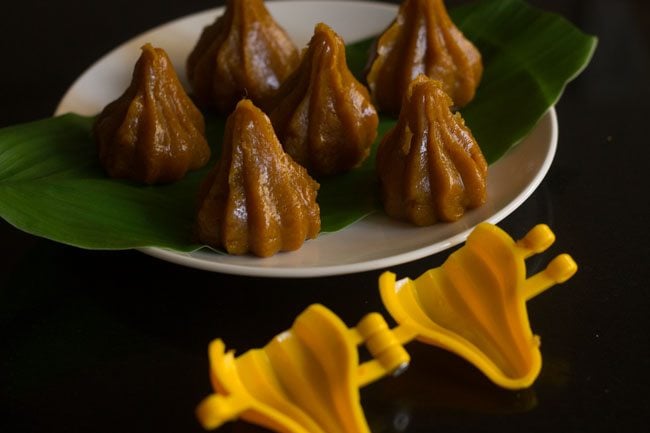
top-left (268, 22), bottom-right (378, 176)
top-left (186, 0), bottom-right (300, 112)
top-left (367, 0), bottom-right (483, 113)
top-left (377, 75), bottom-right (487, 225)
top-left (196, 99), bottom-right (320, 257)
top-left (92, 43), bottom-right (209, 185)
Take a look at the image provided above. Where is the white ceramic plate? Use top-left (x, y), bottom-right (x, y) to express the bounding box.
top-left (55, 1), bottom-right (557, 278)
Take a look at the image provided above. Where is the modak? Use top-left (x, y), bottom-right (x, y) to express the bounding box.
top-left (366, 0), bottom-right (483, 114)
top-left (267, 23), bottom-right (378, 176)
top-left (376, 75), bottom-right (487, 225)
top-left (187, 0), bottom-right (300, 113)
top-left (93, 43), bottom-right (210, 185)
top-left (196, 99), bottom-right (320, 257)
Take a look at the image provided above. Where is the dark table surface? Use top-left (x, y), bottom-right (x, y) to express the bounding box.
top-left (1, 1), bottom-right (648, 432)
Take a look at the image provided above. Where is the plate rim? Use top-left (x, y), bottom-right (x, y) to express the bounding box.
top-left (139, 108), bottom-right (557, 278)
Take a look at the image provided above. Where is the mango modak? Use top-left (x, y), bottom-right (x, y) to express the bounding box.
top-left (367, 0), bottom-right (483, 114)
top-left (196, 99), bottom-right (320, 257)
top-left (267, 23), bottom-right (378, 176)
top-left (376, 75), bottom-right (487, 225)
top-left (187, 0), bottom-right (300, 113)
top-left (93, 44), bottom-right (210, 185)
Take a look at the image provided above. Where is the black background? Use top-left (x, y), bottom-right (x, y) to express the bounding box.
top-left (1, 1), bottom-right (649, 432)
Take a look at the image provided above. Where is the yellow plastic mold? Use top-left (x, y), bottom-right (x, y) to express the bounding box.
top-left (380, 222), bottom-right (578, 389)
top-left (196, 304), bottom-right (410, 432)
top-left (196, 222), bottom-right (578, 431)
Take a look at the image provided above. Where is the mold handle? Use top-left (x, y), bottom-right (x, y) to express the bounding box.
top-left (523, 254), bottom-right (578, 301)
top-left (355, 313), bottom-right (414, 388)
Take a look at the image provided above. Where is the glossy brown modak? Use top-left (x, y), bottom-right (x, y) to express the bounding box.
top-left (93, 44), bottom-right (210, 185)
top-left (267, 23), bottom-right (378, 176)
top-left (196, 99), bottom-right (321, 257)
top-left (187, 0), bottom-right (300, 113)
top-left (376, 75), bottom-right (487, 225)
top-left (367, 0), bottom-right (483, 114)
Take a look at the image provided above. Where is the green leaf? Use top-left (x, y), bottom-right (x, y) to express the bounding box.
top-left (316, 116), bottom-right (396, 232)
top-left (450, 0), bottom-right (598, 162)
top-left (0, 114), bottom-right (204, 251)
top-left (345, 0), bottom-right (598, 163)
top-left (0, 0), bottom-right (596, 252)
